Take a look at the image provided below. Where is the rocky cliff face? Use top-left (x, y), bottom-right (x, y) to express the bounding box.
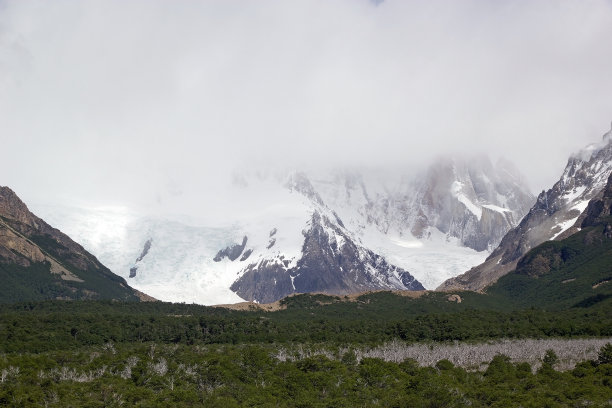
top-left (228, 157), bottom-right (530, 303)
top-left (230, 211), bottom-right (423, 303)
top-left (0, 186), bottom-right (144, 302)
top-left (407, 157), bottom-right (533, 251)
top-left (311, 157), bottom-right (533, 253)
top-left (581, 172), bottom-right (612, 229)
top-left (1, 186), bottom-right (88, 275)
top-left (439, 126), bottom-right (612, 291)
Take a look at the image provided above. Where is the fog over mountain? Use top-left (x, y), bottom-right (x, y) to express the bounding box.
top-left (1, 0), bottom-right (612, 217)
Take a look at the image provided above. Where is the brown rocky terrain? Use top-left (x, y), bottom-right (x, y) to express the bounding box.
top-left (0, 186), bottom-right (145, 302)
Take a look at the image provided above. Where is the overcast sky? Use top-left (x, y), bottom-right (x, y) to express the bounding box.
top-left (1, 0), bottom-right (611, 212)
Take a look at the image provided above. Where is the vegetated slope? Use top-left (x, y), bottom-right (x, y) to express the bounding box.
top-left (486, 171), bottom-right (612, 310)
top-left (441, 124), bottom-right (612, 291)
top-left (0, 186), bottom-right (142, 303)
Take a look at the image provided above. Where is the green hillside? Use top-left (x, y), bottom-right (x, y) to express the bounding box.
top-left (486, 216), bottom-right (612, 310)
top-left (0, 260), bottom-right (139, 303)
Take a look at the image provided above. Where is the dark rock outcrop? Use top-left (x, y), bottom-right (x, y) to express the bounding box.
top-left (239, 249), bottom-right (253, 262)
top-left (129, 238), bottom-right (153, 278)
top-left (214, 236), bottom-right (248, 262)
top-left (581, 172), bottom-right (612, 228)
top-left (231, 211), bottom-right (424, 303)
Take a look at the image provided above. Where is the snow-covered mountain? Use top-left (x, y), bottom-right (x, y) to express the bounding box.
top-left (32, 155), bottom-right (533, 304)
top-left (312, 157), bottom-right (533, 252)
top-left (440, 124), bottom-right (612, 291)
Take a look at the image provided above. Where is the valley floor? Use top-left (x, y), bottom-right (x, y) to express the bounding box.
top-left (1, 339), bottom-right (611, 407)
top-left (1, 289), bottom-right (610, 406)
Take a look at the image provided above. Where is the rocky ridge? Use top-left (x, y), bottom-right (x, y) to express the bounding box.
top-left (581, 171), bottom-right (612, 229)
top-left (439, 125), bottom-right (612, 291)
top-left (225, 157), bottom-right (530, 303)
top-left (309, 157), bottom-right (533, 253)
top-left (230, 210), bottom-right (424, 303)
top-left (0, 186), bottom-right (143, 301)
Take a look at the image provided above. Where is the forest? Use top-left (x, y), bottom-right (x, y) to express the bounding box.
top-left (1, 337), bottom-right (612, 407)
top-left (0, 291), bottom-right (611, 406)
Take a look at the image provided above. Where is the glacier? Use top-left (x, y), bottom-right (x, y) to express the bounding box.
top-left (31, 157), bottom-right (532, 305)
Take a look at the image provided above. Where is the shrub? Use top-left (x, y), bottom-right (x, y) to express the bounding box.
top-left (597, 343), bottom-right (612, 365)
top-left (542, 349), bottom-right (559, 367)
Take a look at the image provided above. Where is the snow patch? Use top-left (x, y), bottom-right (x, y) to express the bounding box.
top-left (389, 237), bottom-right (424, 249)
top-left (361, 226), bottom-right (488, 289)
top-left (563, 186), bottom-right (587, 205)
top-left (451, 181), bottom-right (482, 220)
top-left (549, 199), bottom-right (590, 240)
top-left (290, 274), bottom-right (296, 290)
top-left (550, 218), bottom-right (577, 240)
top-left (482, 204), bottom-right (512, 214)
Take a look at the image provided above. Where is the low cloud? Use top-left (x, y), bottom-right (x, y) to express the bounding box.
top-left (1, 0), bottom-right (611, 211)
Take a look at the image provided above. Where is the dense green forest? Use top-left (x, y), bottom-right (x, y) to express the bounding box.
top-left (0, 291), bottom-right (611, 406)
top-left (1, 341), bottom-right (612, 407)
top-left (0, 261), bottom-right (139, 304)
top-left (0, 292), bottom-right (611, 353)
top-left (487, 219), bottom-right (612, 310)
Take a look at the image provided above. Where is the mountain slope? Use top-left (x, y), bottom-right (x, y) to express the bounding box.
top-left (485, 171), bottom-right (612, 310)
top-left (230, 210), bottom-right (424, 303)
top-left (310, 157), bottom-right (533, 253)
top-left (0, 186), bottom-right (143, 302)
top-left (440, 126), bottom-right (612, 291)
top-left (30, 155), bottom-right (531, 305)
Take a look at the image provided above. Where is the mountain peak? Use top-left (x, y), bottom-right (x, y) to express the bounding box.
top-left (572, 124), bottom-right (612, 162)
top-left (0, 186), bottom-right (37, 227)
top-left (604, 121), bottom-right (612, 140)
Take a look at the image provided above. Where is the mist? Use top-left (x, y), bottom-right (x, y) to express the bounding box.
top-left (1, 0), bottom-right (612, 214)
